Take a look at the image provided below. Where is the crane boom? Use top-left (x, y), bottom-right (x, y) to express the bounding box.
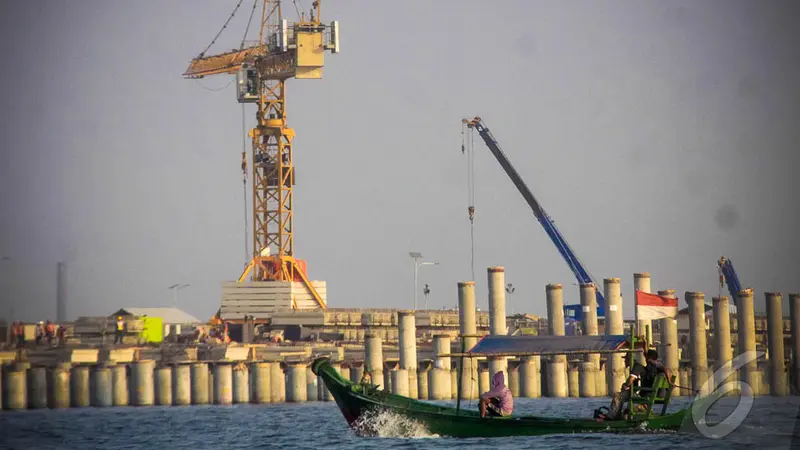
top-left (718, 256), bottom-right (743, 304)
top-left (463, 117), bottom-right (605, 319)
top-left (183, 46), bottom-right (263, 79)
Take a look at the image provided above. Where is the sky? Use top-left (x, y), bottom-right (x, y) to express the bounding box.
top-left (0, 0), bottom-right (798, 323)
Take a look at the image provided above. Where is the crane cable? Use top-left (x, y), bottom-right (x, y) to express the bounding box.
top-left (198, 0), bottom-right (246, 58)
top-left (241, 104), bottom-right (249, 266)
top-left (462, 122), bottom-right (476, 282)
top-left (193, 78), bottom-right (234, 92)
top-left (292, 0), bottom-right (303, 20)
top-left (470, 129), bottom-right (476, 283)
top-left (240, 0), bottom-right (260, 50)
top-left (237, 0), bottom-right (258, 267)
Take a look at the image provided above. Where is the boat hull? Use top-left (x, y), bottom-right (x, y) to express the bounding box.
top-left (312, 358), bottom-right (689, 438)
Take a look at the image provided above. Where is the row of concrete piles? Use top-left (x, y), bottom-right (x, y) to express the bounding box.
top-left (687, 289), bottom-right (799, 397)
top-left (558, 275), bottom-right (800, 398)
top-left (0, 359), bottom-right (357, 410)
top-left (0, 357), bottom-right (465, 410)
top-left (366, 269), bottom-right (800, 400)
top-left (360, 269), bottom-right (541, 400)
top-left (4, 270), bottom-right (797, 409)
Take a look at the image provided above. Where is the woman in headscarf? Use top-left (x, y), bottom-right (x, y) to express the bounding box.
top-left (479, 371), bottom-right (514, 418)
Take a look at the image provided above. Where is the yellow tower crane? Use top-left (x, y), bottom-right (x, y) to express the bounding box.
top-left (183, 1), bottom-right (339, 309)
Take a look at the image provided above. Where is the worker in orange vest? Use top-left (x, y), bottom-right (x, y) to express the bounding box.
top-left (45, 321), bottom-right (55, 346)
top-left (222, 321), bottom-right (230, 343)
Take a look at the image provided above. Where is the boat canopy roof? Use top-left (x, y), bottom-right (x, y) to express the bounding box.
top-left (450, 334), bottom-right (632, 357)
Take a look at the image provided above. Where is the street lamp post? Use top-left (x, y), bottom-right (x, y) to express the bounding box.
top-left (1, 257), bottom-right (10, 319)
top-left (409, 252), bottom-right (438, 310)
top-left (506, 283), bottom-right (515, 315)
top-left (167, 284), bottom-right (191, 307)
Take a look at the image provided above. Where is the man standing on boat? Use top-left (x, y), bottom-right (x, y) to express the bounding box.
top-left (479, 371), bottom-right (514, 418)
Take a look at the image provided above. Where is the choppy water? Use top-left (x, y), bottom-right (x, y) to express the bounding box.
top-left (1, 396), bottom-right (799, 450)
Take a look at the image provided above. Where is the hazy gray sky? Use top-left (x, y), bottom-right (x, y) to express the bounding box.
top-left (1, 0), bottom-right (798, 322)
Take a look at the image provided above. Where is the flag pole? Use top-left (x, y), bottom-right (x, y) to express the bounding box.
top-left (634, 289), bottom-right (642, 362)
top-left (634, 289), bottom-right (639, 342)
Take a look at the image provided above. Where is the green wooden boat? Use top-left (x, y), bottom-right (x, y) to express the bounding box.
top-left (312, 334), bottom-right (696, 438)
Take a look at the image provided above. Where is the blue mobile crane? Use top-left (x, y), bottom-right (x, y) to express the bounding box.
top-left (718, 256), bottom-right (743, 306)
top-left (463, 117), bottom-right (605, 321)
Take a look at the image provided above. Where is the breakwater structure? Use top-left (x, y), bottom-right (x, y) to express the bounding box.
top-left (2, 275), bottom-right (799, 410)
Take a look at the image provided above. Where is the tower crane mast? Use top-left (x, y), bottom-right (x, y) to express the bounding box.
top-left (183, 1), bottom-right (340, 309)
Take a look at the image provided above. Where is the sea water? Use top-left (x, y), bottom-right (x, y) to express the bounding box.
top-left (1, 396), bottom-right (798, 449)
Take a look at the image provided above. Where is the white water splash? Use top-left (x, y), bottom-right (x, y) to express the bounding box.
top-left (352, 408), bottom-right (440, 438)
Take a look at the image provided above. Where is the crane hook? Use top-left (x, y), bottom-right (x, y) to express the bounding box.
top-left (241, 152), bottom-right (248, 181)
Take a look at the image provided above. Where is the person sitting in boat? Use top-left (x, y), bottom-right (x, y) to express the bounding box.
top-left (605, 348), bottom-right (670, 420)
top-left (603, 351), bottom-right (646, 420)
top-left (479, 371), bottom-right (514, 418)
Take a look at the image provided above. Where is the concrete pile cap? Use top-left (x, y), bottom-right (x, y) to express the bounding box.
top-left (633, 273), bottom-right (651, 279)
top-left (658, 289), bottom-right (676, 296)
top-left (738, 288), bottom-right (754, 296)
top-left (790, 293), bottom-right (800, 299)
top-left (604, 278), bottom-right (621, 284)
top-left (765, 292), bottom-right (782, 298)
top-left (397, 310), bottom-right (415, 316)
top-left (458, 281), bottom-right (475, 286)
top-left (546, 284), bottom-right (563, 290)
top-left (685, 291), bottom-right (705, 299)
top-left (712, 296), bottom-right (730, 301)
top-left (579, 282), bottom-right (596, 288)
top-left (487, 267), bottom-right (504, 273)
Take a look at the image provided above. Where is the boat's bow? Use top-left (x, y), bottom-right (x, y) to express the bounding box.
top-left (312, 357), bottom-right (364, 425)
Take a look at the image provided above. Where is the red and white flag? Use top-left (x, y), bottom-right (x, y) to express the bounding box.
top-left (635, 290), bottom-right (678, 320)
